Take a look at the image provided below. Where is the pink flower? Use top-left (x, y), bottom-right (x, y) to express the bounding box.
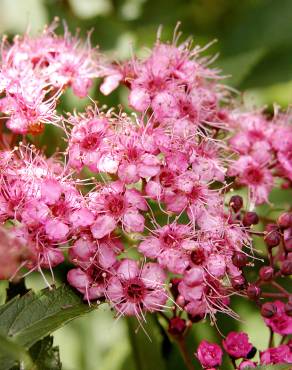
top-left (238, 360), bottom-right (257, 369)
top-left (264, 300), bottom-right (292, 335)
top-left (106, 259), bottom-right (167, 316)
top-left (260, 344), bottom-right (292, 365)
top-left (228, 155), bottom-right (273, 205)
top-left (222, 332), bottom-right (253, 359)
top-left (196, 340), bottom-right (223, 368)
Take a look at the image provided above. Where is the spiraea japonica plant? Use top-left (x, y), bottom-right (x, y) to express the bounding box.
top-left (0, 20), bottom-right (291, 370)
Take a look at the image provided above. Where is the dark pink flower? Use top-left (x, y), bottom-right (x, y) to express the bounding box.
top-left (222, 331), bottom-right (253, 359)
top-left (264, 300), bottom-right (292, 335)
top-left (260, 344), bottom-right (292, 365)
top-left (196, 340), bottom-right (223, 368)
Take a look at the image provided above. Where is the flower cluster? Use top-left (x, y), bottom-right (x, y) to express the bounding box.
top-left (0, 19), bottom-right (101, 135)
top-left (196, 330), bottom-right (292, 369)
top-left (0, 22), bottom-right (291, 370)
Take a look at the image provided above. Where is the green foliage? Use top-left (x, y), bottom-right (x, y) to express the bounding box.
top-left (252, 366), bottom-right (291, 370)
top-left (0, 285), bottom-right (96, 369)
top-left (28, 336), bottom-right (61, 370)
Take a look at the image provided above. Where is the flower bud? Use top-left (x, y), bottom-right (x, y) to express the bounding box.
top-left (170, 278), bottom-right (182, 299)
top-left (284, 228), bottom-right (292, 252)
top-left (259, 266), bottom-right (274, 281)
top-left (229, 195), bottom-right (243, 212)
top-left (284, 301), bottom-right (292, 316)
top-left (231, 275), bottom-right (246, 290)
top-left (281, 260), bottom-right (292, 276)
top-left (264, 226), bottom-right (281, 248)
top-left (168, 317), bottom-right (187, 335)
top-left (265, 223), bottom-right (278, 232)
top-left (176, 295), bottom-right (185, 308)
top-left (261, 302), bottom-right (277, 318)
top-left (278, 212), bottom-right (292, 229)
top-left (232, 252), bottom-right (248, 268)
top-left (247, 284), bottom-right (261, 300)
top-left (243, 212), bottom-right (259, 227)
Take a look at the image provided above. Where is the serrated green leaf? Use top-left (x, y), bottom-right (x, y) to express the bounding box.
top-left (29, 336), bottom-right (61, 370)
top-left (0, 285), bottom-right (95, 351)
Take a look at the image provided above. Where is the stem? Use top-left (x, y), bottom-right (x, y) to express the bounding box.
top-left (280, 335), bottom-right (287, 345)
top-left (175, 335), bottom-right (194, 370)
top-left (271, 281), bottom-right (290, 296)
top-left (262, 292), bottom-right (288, 298)
top-left (268, 328), bottom-right (274, 348)
top-left (230, 357), bottom-right (237, 369)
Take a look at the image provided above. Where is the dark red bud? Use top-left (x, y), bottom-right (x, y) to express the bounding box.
top-left (231, 275), bottom-right (246, 290)
top-left (232, 252), bottom-right (248, 268)
top-left (264, 230), bottom-right (281, 249)
top-left (281, 260), bottom-right (292, 276)
top-left (168, 317), bottom-right (187, 335)
top-left (284, 228), bottom-right (292, 252)
top-left (243, 212), bottom-right (259, 227)
top-left (261, 302), bottom-right (277, 318)
top-left (170, 278), bottom-right (182, 299)
top-left (265, 223), bottom-right (278, 233)
top-left (285, 301), bottom-right (292, 316)
top-left (229, 195), bottom-right (243, 212)
top-left (247, 284), bottom-right (261, 300)
top-left (259, 266), bottom-right (274, 281)
top-left (278, 212), bottom-right (292, 229)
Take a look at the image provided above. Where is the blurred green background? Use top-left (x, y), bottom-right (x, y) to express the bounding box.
top-left (1, 0), bottom-right (291, 369)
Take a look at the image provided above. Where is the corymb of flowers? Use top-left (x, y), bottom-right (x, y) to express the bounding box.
top-left (0, 20), bottom-right (291, 369)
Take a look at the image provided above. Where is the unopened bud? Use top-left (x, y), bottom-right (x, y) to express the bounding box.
top-left (261, 302), bottom-right (277, 318)
top-left (231, 275), bottom-right (246, 290)
top-left (259, 266), bottom-right (273, 281)
top-left (281, 260), bottom-right (292, 276)
top-left (285, 301), bottom-right (292, 316)
top-left (170, 278), bottom-right (182, 299)
top-left (278, 212), bottom-right (292, 229)
top-left (229, 195), bottom-right (243, 212)
top-left (243, 212), bottom-right (259, 227)
top-left (168, 317), bottom-right (187, 335)
top-left (284, 228), bottom-right (292, 252)
top-left (247, 284), bottom-right (261, 300)
top-left (264, 227), bottom-right (281, 248)
top-left (232, 252), bottom-right (248, 268)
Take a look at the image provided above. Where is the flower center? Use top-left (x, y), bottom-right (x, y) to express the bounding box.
top-left (81, 132), bottom-right (102, 151)
top-left (106, 195), bottom-right (125, 217)
top-left (125, 278), bottom-right (145, 302)
top-left (245, 167), bottom-right (263, 184)
top-left (190, 248), bottom-right (205, 265)
top-left (159, 170), bottom-right (175, 187)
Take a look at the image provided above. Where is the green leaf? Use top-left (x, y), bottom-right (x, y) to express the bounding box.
top-left (126, 315), bottom-right (167, 370)
top-left (0, 333), bottom-right (33, 370)
top-left (251, 365), bottom-right (291, 370)
top-left (0, 285), bottom-right (95, 350)
top-left (222, 0), bottom-right (292, 55)
top-left (218, 49), bottom-right (265, 87)
top-left (29, 336), bottom-right (61, 370)
top-left (0, 281), bottom-right (9, 306)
